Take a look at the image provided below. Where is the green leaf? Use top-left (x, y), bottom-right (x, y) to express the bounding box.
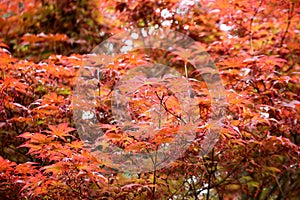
top-left (248, 181), bottom-right (259, 188)
top-left (264, 166), bottom-right (281, 173)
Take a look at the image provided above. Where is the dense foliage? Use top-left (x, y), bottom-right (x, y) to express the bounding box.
top-left (0, 0), bottom-right (299, 199)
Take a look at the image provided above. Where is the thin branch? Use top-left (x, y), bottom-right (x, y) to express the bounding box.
top-left (190, 175), bottom-right (199, 200)
top-left (151, 146), bottom-right (159, 200)
top-left (249, 0), bottom-right (263, 56)
top-left (166, 180), bottom-right (188, 199)
top-left (154, 91), bottom-right (187, 124)
top-left (206, 148), bottom-right (214, 200)
top-left (196, 156), bottom-right (248, 196)
top-left (280, 2), bottom-right (295, 47)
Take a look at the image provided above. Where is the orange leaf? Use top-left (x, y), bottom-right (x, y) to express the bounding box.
top-left (45, 123), bottom-right (75, 141)
top-left (19, 132), bottom-right (53, 144)
top-left (125, 142), bottom-right (149, 152)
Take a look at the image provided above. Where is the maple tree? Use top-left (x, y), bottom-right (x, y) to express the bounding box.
top-left (0, 0), bottom-right (299, 199)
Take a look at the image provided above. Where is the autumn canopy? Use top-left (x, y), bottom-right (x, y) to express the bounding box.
top-left (0, 0), bottom-right (299, 199)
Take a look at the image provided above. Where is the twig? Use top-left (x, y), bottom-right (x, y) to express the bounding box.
top-left (280, 2), bottom-right (295, 47)
top-left (206, 148), bottom-right (214, 200)
top-left (249, 0), bottom-right (263, 56)
top-left (154, 91), bottom-right (187, 124)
